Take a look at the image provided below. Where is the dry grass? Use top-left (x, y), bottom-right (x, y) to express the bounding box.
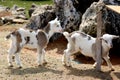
top-left (0, 24), bottom-right (120, 80)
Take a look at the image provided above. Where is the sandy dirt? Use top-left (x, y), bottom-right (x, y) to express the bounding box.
top-left (0, 24), bottom-right (120, 80)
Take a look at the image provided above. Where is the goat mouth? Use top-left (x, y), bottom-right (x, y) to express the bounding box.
top-left (59, 29), bottom-right (63, 32)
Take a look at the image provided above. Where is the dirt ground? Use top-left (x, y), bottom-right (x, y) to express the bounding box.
top-left (0, 24), bottom-right (120, 80)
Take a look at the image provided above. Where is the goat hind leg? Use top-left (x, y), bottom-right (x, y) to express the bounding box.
top-left (62, 50), bottom-right (72, 67)
top-left (15, 53), bottom-right (22, 68)
top-left (7, 53), bottom-right (13, 67)
top-left (7, 47), bottom-right (16, 67)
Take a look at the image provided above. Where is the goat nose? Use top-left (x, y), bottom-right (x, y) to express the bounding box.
top-left (61, 29), bottom-right (64, 32)
top-left (110, 44), bottom-right (113, 48)
top-left (60, 29), bottom-right (63, 32)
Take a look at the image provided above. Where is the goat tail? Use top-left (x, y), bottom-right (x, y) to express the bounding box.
top-left (63, 32), bottom-right (70, 39)
top-left (63, 31), bottom-right (73, 43)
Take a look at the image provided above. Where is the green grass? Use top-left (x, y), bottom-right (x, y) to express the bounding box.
top-left (0, 0), bottom-right (53, 18)
top-left (0, 0), bottom-right (53, 9)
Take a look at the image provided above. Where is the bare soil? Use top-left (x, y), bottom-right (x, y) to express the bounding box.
top-left (0, 24), bottom-right (120, 80)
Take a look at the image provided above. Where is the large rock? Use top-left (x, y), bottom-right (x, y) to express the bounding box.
top-left (79, 0), bottom-right (120, 37)
top-left (54, 0), bottom-right (81, 32)
top-left (72, 0), bottom-right (99, 14)
top-left (28, 4), bottom-right (54, 17)
top-left (27, 4), bottom-right (55, 30)
top-left (79, 1), bottom-right (105, 37)
top-left (26, 11), bottom-right (56, 30)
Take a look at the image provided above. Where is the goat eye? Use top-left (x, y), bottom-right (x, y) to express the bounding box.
top-left (57, 25), bottom-right (59, 27)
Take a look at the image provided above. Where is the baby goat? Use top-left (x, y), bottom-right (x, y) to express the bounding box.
top-left (6, 18), bottom-right (63, 68)
top-left (63, 31), bottom-right (119, 71)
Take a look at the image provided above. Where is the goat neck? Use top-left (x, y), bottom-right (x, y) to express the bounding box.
top-left (43, 23), bottom-right (53, 39)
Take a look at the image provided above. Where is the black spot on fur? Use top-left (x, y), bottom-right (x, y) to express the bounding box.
top-left (88, 36), bottom-right (91, 40)
top-left (80, 32), bottom-right (87, 38)
top-left (30, 30), bottom-right (33, 33)
top-left (25, 36), bottom-right (30, 44)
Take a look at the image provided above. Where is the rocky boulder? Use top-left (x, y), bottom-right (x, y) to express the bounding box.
top-left (0, 5), bottom-right (27, 25)
top-left (28, 3), bottom-right (54, 17)
top-left (79, 1), bottom-right (105, 37)
top-left (26, 11), bottom-right (56, 30)
top-left (54, 0), bottom-right (81, 32)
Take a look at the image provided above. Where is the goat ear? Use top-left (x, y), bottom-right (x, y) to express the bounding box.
top-left (99, 37), bottom-right (103, 40)
top-left (55, 17), bottom-right (58, 21)
top-left (114, 35), bottom-right (119, 38)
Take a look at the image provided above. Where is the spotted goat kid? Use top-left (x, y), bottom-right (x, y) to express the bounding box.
top-left (6, 18), bottom-right (63, 68)
top-left (63, 31), bottom-right (119, 71)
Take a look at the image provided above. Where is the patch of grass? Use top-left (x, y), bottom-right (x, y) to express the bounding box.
top-left (0, 0), bottom-right (53, 18)
top-left (0, 0), bottom-right (53, 9)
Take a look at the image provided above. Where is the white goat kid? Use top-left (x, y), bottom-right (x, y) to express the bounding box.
top-left (6, 18), bottom-right (63, 68)
top-left (63, 31), bottom-right (119, 71)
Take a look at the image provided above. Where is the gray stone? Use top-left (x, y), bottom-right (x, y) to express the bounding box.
top-left (79, 1), bottom-right (105, 37)
top-left (0, 5), bottom-right (27, 25)
top-left (54, 0), bottom-right (82, 32)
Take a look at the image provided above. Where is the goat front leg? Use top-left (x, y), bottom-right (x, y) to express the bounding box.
top-left (37, 48), bottom-right (44, 66)
top-left (92, 54), bottom-right (104, 69)
top-left (42, 49), bottom-right (47, 65)
top-left (14, 53), bottom-right (22, 68)
top-left (103, 56), bottom-right (114, 71)
top-left (93, 60), bottom-right (104, 68)
top-left (93, 58), bottom-right (104, 68)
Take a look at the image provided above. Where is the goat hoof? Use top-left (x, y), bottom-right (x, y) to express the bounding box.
top-left (38, 64), bottom-right (42, 67)
top-left (68, 65), bottom-right (72, 67)
top-left (18, 66), bottom-right (22, 69)
top-left (63, 64), bottom-right (67, 66)
top-left (8, 65), bottom-right (13, 68)
top-left (111, 68), bottom-right (115, 71)
top-left (95, 69), bottom-right (102, 72)
top-left (8, 65), bottom-right (13, 69)
top-left (63, 64), bottom-right (71, 67)
top-left (93, 65), bottom-right (96, 69)
top-left (43, 62), bottom-right (47, 65)
top-left (9, 65), bottom-right (13, 67)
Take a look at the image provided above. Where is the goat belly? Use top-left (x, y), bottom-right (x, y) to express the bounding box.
top-left (81, 50), bottom-right (93, 57)
top-left (78, 43), bottom-right (94, 57)
top-left (25, 42), bottom-right (38, 49)
top-left (24, 38), bottom-right (38, 49)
